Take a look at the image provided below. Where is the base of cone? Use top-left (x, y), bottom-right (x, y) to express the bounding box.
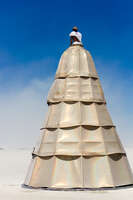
top-left (22, 184), bottom-right (133, 191)
top-left (24, 155), bottom-right (133, 188)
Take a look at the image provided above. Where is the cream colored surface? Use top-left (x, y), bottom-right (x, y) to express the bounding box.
top-left (24, 45), bottom-right (133, 188)
top-left (47, 78), bottom-right (105, 103)
top-left (1, 149), bottom-right (133, 200)
top-left (33, 127), bottom-right (125, 156)
top-left (44, 103), bottom-right (113, 128)
top-left (25, 155), bottom-right (132, 188)
top-left (55, 46), bottom-right (98, 78)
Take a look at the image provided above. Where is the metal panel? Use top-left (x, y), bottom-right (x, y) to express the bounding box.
top-left (25, 156), bottom-right (83, 188)
top-left (108, 154), bottom-right (133, 186)
top-left (83, 156), bottom-right (114, 187)
top-left (64, 78), bottom-right (80, 100)
top-left (47, 79), bottom-right (65, 102)
top-left (55, 46), bottom-right (98, 78)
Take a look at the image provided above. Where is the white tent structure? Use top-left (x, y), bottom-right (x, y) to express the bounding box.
top-left (24, 45), bottom-right (133, 189)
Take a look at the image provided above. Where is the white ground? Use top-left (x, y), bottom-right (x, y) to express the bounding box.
top-left (0, 148), bottom-right (133, 200)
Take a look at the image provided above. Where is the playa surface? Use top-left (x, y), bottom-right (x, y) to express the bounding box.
top-left (0, 148), bottom-right (133, 200)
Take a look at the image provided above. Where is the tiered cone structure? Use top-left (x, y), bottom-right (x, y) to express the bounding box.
top-left (24, 45), bottom-right (133, 189)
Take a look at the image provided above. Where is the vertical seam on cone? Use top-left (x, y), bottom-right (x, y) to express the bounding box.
top-left (106, 155), bottom-right (115, 187)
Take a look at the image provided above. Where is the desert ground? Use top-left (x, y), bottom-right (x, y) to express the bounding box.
top-left (0, 148), bottom-right (133, 200)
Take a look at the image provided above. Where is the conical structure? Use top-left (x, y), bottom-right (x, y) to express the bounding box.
top-left (24, 45), bottom-right (133, 189)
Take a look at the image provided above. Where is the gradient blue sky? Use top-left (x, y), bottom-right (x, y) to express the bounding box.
top-left (0, 0), bottom-right (133, 148)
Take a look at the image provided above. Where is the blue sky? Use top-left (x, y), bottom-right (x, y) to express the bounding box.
top-left (0, 0), bottom-right (133, 148)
